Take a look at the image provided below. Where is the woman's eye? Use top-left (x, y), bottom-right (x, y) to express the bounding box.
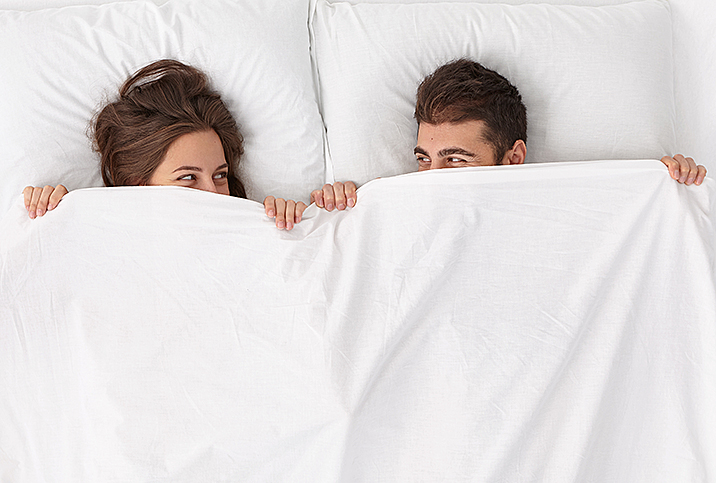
top-left (178, 174), bottom-right (195, 181)
top-left (214, 171), bottom-right (228, 180)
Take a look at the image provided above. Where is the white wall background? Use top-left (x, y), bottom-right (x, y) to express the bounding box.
top-left (3, 0), bottom-right (714, 173)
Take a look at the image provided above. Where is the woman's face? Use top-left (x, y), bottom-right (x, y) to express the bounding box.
top-left (148, 129), bottom-right (230, 195)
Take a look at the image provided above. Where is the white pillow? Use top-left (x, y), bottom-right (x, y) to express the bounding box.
top-left (0, 0), bottom-right (324, 217)
top-left (312, 0), bottom-right (676, 185)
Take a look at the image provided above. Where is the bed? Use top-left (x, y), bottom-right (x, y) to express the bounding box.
top-left (1, 0), bottom-right (715, 481)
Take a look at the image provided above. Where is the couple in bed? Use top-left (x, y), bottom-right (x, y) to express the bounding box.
top-left (24, 58), bottom-right (707, 227)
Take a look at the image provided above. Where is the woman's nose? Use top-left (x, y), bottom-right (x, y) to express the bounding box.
top-left (196, 178), bottom-right (218, 193)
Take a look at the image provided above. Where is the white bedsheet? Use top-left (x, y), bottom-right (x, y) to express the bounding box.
top-left (1, 160), bottom-right (715, 482)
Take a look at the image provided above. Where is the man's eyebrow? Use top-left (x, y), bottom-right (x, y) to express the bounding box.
top-left (438, 147), bottom-right (476, 158)
top-left (414, 146), bottom-right (428, 156)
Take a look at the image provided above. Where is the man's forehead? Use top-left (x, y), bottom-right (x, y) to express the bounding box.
top-left (416, 120), bottom-right (489, 146)
top-left (418, 119), bottom-right (487, 137)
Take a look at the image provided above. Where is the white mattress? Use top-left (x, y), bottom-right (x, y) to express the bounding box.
top-left (1, 160), bottom-right (715, 481)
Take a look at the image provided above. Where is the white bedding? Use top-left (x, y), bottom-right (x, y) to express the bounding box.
top-left (2, 160), bottom-right (715, 481)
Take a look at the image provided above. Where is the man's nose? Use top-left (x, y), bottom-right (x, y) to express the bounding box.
top-left (429, 159), bottom-right (445, 170)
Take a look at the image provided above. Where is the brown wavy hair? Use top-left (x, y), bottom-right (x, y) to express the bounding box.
top-left (415, 58), bottom-right (527, 163)
top-left (94, 59), bottom-right (246, 198)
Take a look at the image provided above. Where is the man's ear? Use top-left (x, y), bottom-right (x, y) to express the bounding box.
top-left (502, 140), bottom-right (526, 165)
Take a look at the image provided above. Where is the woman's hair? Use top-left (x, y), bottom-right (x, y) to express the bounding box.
top-left (94, 59), bottom-right (246, 198)
top-left (415, 58), bottom-right (527, 163)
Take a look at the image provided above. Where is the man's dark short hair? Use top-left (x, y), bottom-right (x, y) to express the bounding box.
top-left (415, 58), bottom-right (527, 162)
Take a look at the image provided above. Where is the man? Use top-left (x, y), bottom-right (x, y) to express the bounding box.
top-left (306, 58), bottom-right (706, 215)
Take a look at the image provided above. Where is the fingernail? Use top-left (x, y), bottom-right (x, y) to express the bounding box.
top-left (268, 210), bottom-right (275, 217)
top-left (278, 221), bottom-right (285, 229)
top-left (348, 198), bottom-right (355, 207)
top-left (327, 204), bottom-right (333, 211)
top-left (29, 211), bottom-right (36, 219)
top-left (338, 203), bottom-right (346, 210)
top-left (286, 222), bottom-right (293, 230)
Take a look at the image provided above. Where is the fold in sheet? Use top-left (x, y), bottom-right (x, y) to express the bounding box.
top-left (1, 160), bottom-right (715, 481)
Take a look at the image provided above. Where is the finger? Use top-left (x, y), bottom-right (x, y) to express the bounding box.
top-left (344, 181), bottom-right (357, 208)
top-left (683, 156), bottom-right (698, 185)
top-left (28, 187), bottom-right (45, 219)
top-left (47, 185), bottom-right (68, 211)
top-left (674, 154), bottom-right (690, 183)
top-left (36, 186), bottom-right (55, 217)
top-left (311, 189), bottom-right (324, 208)
top-left (333, 181), bottom-right (347, 210)
top-left (295, 201), bottom-right (307, 223)
top-left (23, 186), bottom-right (34, 211)
top-left (274, 198), bottom-right (286, 229)
top-left (263, 196), bottom-right (276, 218)
top-left (661, 156), bottom-right (679, 181)
top-left (323, 184), bottom-right (335, 211)
top-left (695, 165), bottom-right (707, 186)
top-left (285, 200), bottom-right (296, 230)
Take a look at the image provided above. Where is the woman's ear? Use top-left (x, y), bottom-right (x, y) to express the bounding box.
top-left (502, 140), bottom-right (526, 165)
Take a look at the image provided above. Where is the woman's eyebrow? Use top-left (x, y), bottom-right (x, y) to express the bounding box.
top-left (172, 165), bottom-right (202, 173)
top-left (213, 163), bottom-right (229, 172)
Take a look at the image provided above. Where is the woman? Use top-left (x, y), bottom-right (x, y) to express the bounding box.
top-left (24, 59), bottom-right (333, 230)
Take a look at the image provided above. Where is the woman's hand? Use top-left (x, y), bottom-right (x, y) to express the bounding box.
top-left (310, 181), bottom-right (357, 211)
top-left (23, 185), bottom-right (68, 219)
top-left (661, 155), bottom-right (707, 185)
top-left (263, 196), bottom-right (307, 230)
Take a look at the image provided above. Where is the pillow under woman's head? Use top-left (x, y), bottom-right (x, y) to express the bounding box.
top-left (0, 0), bottom-right (324, 220)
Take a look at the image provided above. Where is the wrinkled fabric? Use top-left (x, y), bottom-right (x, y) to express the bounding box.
top-left (1, 160), bottom-right (715, 482)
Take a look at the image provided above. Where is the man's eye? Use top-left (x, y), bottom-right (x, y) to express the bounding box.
top-left (448, 157), bottom-right (467, 164)
top-left (416, 156), bottom-right (430, 165)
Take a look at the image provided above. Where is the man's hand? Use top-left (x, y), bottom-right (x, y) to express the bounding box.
top-left (310, 181), bottom-right (357, 211)
top-left (263, 196), bottom-right (307, 230)
top-left (23, 185), bottom-right (68, 219)
top-left (661, 155), bottom-right (707, 186)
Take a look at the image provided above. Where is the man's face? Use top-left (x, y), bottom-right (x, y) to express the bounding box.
top-left (415, 120), bottom-right (520, 171)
